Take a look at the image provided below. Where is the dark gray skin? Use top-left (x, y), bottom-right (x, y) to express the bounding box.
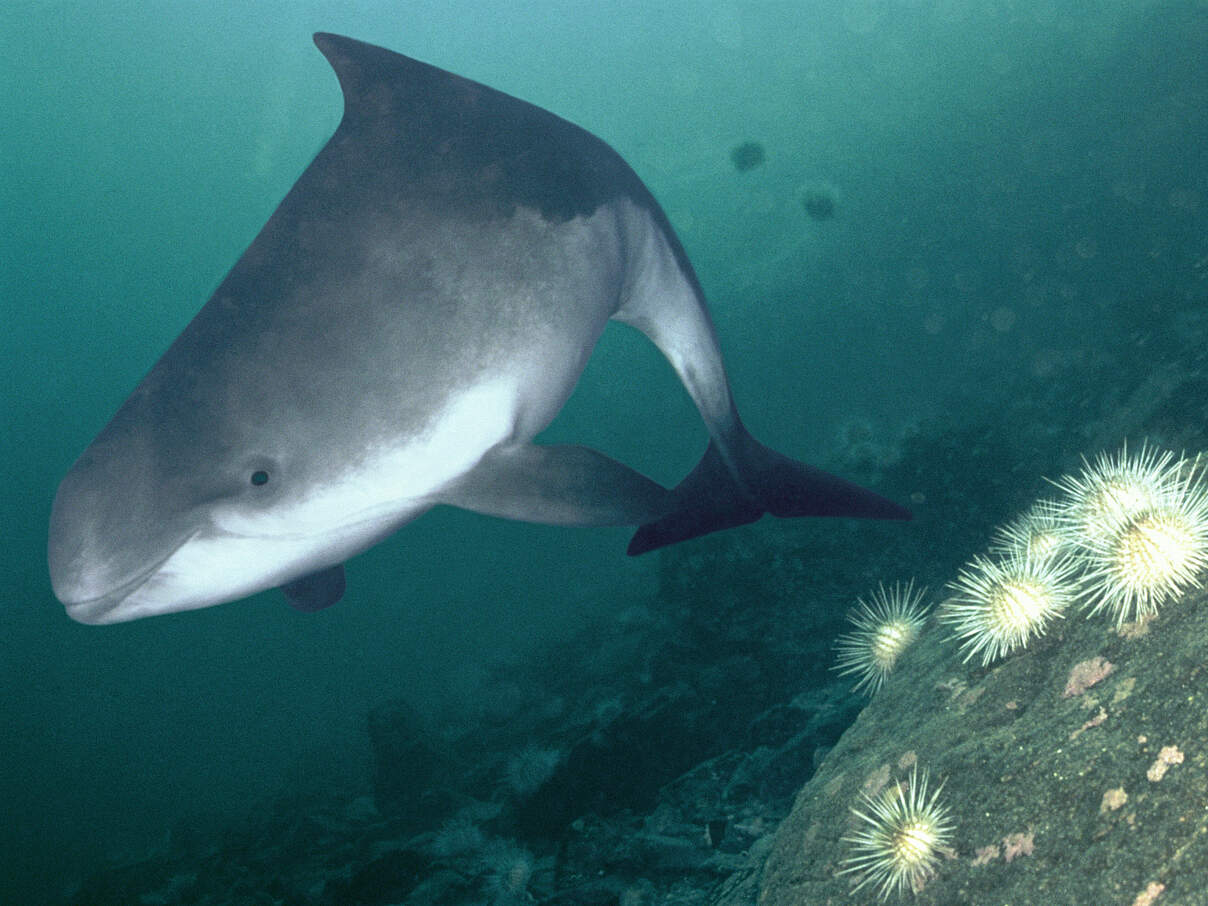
top-left (48, 33), bottom-right (908, 625)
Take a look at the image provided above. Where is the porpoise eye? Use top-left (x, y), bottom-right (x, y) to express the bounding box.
top-left (250, 470), bottom-right (270, 487)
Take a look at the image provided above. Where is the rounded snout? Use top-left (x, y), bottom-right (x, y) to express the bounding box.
top-left (49, 461), bottom-right (119, 608)
top-left (48, 447), bottom-right (186, 623)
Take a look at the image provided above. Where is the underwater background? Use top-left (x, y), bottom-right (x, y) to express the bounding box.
top-left (3, 1), bottom-right (1207, 902)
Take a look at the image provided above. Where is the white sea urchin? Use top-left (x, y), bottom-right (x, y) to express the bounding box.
top-left (939, 553), bottom-right (1075, 665)
top-left (989, 499), bottom-right (1067, 563)
top-left (839, 765), bottom-right (953, 901)
top-left (1051, 442), bottom-right (1178, 545)
top-left (1078, 456), bottom-right (1208, 625)
top-left (833, 581), bottom-right (928, 695)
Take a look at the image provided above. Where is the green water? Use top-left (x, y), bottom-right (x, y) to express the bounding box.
top-left (3, 1), bottom-right (1205, 901)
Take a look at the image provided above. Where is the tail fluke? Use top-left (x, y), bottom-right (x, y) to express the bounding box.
top-left (627, 433), bottom-right (910, 556)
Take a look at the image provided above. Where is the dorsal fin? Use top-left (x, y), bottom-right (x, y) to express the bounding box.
top-left (313, 32), bottom-right (469, 131)
top-left (311, 32), bottom-right (635, 222)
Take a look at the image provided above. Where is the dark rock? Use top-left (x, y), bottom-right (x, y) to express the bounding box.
top-left (746, 703), bottom-right (808, 748)
top-left (320, 848), bottom-right (430, 906)
top-left (542, 880), bottom-right (624, 905)
top-left (366, 698), bottom-right (454, 823)
top-left (68, 858), bottom-right (175, 906)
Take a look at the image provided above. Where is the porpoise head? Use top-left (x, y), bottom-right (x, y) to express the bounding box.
top-left (47, 344), bottom-right (402, 624)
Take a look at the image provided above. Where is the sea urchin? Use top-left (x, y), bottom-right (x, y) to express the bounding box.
top-left (939, 552), bottom-right (1075, 665)
top-left (1077, 457), bottom-right (1208, 625)
top-left (833, 581), bottom-right (928, 695)
top-left (989, 499), bottom-right (1067, 563)
top-left (838, 765), bottom-right (953, 901)
top-left (1051, 442), bottom-right (1178, 545)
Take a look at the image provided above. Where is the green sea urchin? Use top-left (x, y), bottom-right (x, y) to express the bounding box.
top-left (839, 765), bottom-right (953, 901)
top-left (1078, 457), bottom-right (1208, 625)
top-left (989, 499), bottom-right (1067, 563)
top-left (833, 581), bottom-right (928, 695)
top-left (939, 553), bottom-right (1075, 665)
top-left (1051, 442), bottom-right (1179, 545)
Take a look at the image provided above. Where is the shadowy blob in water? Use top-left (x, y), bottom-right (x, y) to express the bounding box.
top-left (730, 141), bottom-right (765, 172)
top-left (802, 189), bottom-right (836, 220)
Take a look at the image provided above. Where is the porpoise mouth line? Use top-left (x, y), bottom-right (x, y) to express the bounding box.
top-left (63, 529), bottom-right (201, 616)
top-left (65, 504), bottom-right (405, 617)
top-left (214, 496), bottom-right (428, 543)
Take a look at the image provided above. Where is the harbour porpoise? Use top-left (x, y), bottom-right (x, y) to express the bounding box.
top-left (48, 33), bottom-right (909, 624)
